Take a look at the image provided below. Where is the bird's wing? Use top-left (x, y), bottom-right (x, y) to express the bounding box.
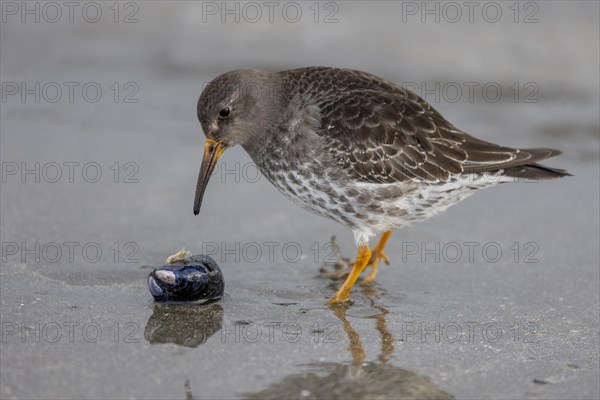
top-left (316, 87), bottom-right (535, 183)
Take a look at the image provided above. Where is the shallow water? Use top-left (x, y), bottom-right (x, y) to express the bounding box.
top-left (1, 1), bottom-right (599, 399)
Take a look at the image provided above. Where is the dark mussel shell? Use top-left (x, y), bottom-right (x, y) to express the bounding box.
top-left (148, 254), bottom-right (224, 303)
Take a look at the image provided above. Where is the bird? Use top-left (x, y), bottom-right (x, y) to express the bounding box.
top-left (192, 67), bottom-right (570, 304)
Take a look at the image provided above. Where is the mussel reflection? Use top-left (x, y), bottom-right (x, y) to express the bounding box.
top-left (144, 302), bottom-right (223, 348)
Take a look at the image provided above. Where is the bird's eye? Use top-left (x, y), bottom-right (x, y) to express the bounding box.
top-left (218, 107), bottom-right (230, 119)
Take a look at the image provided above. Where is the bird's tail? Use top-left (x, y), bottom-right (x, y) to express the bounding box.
top-left (501, 148), bottom-right (571, 180)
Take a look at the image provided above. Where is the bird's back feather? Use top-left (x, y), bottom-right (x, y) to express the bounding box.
top-left (280, 67), bottom-right (570, 184)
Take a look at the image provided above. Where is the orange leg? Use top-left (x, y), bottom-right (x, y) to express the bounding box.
top-left (363, 230), bottom-right (392, 283)
top-left (329, 245), bottom-right (372, 304)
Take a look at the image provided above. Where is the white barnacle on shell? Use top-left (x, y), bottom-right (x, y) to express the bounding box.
top-left (165, 248), bottom-right (193, 264)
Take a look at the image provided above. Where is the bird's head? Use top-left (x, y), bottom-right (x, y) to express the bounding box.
top-left (193, 69), bottom-right (280, 215)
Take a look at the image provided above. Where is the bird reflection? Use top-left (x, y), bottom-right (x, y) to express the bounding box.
top-left (329, 285), bottom-right (394, 366)
top-left (144, 302), bottom-right (223, 348)
top-left (244, 285), bottom-right (455, 399)
top-left (184, 379), bottom-right (193, 400)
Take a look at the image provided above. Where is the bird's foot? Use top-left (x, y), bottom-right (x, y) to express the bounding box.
top-left (362, 249), bottom-right (390, 284)
top-left (319, 236), bottom-right (391, 283)
top-left (328, 293), bottom-right (353, 305)
top-left (328, 244), bottom-right (372, 304)
top-left (319, 236), bottom-right (353, 281)
top-left (362, 230), bottom-right (393, 284)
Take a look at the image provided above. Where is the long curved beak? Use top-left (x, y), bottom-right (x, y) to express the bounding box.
top-left (193, 138), bottom-right (226, 215)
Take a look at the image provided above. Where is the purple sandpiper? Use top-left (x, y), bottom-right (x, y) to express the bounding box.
top-left (193, 67), bottom-right (569, 304)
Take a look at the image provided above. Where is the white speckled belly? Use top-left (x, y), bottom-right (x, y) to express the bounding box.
top-left (264, 164), bottom-right (511, 245)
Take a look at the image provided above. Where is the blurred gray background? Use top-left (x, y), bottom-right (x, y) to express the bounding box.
top-left (1, 1), bottom-right (599, 399)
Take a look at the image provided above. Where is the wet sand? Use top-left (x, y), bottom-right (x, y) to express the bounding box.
top-left (1, 2), bottom-right (599, 399)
